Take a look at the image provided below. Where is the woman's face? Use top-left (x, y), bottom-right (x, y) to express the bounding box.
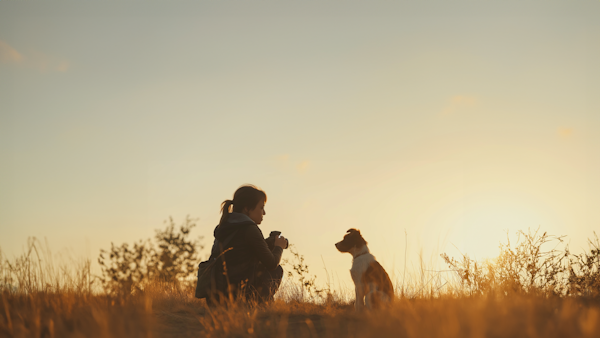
top-left (244, 199), bottom-right (266, 225)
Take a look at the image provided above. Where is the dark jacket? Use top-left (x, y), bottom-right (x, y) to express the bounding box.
top-left (209, 212), bottom-right (283, 292)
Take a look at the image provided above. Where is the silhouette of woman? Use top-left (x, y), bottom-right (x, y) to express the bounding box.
top-left (208, 184), bottom-right (288, 303)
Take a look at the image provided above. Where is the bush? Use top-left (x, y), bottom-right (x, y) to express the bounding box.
top-left (442, 228), bottom-right (600, 297)
top-left (280, 245), bottom-right (328, 302)
top-left (567, 232), bottom-right (600, 297)
top-left (441, 228), bottom-right (569, 296)
top-left (0, 238), bottom-right (93, 294)
top-left (97, 216), bottom-right (204, 296)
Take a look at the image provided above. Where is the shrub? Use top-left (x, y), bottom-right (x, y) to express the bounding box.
top-left (567, 232), bottom-right (600, 297)
top-left (441, 228), bottom-right (569, 296)
top-left (97, 216), bottom-right (204, 296)
top-left (280, 245), bottom-right (328, 302)
top-left (0, 238), bottom-right (93, 294)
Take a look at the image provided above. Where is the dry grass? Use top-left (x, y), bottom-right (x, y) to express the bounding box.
top-left (1, 231), bottom-right (600, 338)
top-left (194, 296), bottom-right (600, 338)
top-left (4, 289), bottom-right (599, 338)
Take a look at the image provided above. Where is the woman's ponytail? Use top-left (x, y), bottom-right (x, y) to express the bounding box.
top-left (218, 185), bottom-right (267, 225)
top-left (220, 199), bottom-right (234, 224)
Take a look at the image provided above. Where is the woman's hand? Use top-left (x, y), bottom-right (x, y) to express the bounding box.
top-left (274, 236), bottom-right (288, 249)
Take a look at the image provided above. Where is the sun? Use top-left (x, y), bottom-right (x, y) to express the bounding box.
top-left (448, 194), bottom-right (559, 260)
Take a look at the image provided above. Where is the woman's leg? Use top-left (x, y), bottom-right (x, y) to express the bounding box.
top-left (253, 265), bottom-right (283, 302)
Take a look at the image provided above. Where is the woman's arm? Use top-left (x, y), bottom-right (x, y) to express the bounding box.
top-left (246, 224), bottom-right (283, 270)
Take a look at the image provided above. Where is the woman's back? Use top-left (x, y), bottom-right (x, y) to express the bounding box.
top-left (211, 212), bottom-right (283, 286)
top-left (207, 184), bottom-right (287, 303)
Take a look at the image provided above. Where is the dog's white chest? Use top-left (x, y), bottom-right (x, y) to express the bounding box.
top-left (350, 254), bottom-right (375, 282)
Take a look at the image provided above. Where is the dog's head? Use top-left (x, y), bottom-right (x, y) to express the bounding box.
top-left (335, 228), bottom-right (367, 253)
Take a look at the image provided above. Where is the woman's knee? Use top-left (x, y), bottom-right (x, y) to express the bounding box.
top-left (272, 265), bottom-right (283, 279)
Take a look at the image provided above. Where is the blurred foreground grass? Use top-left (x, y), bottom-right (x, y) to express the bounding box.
top-left (2, 284), bottom-right (599, 338)
top-left (1, 226), bottom-right (600, 337)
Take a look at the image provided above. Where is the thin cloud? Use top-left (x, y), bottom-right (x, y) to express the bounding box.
top-left (558, 128), bottom-right (574, 139)
top-left (441, 95), bottom-right (477, 116)
top-left (273, 154), bottom-right (310, 174)
top-left (275, 154), bottom-right (290, 162)
top-left (0, 40), bottom-right (22, 64)
top-left (0, 40), bottom-right (68, 72)
top-left (28, 51), bottom-right (70, 72)
top-left (56, 61), bottom-right (69, 72)
top-left (297, 160), bottom-right (310, 173)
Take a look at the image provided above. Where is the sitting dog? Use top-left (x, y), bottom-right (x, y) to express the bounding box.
top-left (335, 229), bottom-right (394, 310)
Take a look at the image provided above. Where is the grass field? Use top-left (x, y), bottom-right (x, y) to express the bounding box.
top-left (2, 285), bottom-right (600, 338)
top-left (1, 230), bottom-right (600, 337)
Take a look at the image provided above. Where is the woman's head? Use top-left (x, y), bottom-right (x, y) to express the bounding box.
top-left (220, 185), bottom-right (267, 224)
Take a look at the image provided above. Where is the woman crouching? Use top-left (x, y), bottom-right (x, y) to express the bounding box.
top-left (208, 185), bottom-right (288, 304)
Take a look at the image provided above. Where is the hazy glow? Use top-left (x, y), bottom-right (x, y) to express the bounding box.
top-left (1, 0), bottom-right (599, 288)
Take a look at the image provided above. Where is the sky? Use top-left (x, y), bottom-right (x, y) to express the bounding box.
top-left (1, 0), bottom-right (600, 290)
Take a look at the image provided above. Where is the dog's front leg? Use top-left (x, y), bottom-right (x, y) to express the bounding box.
top-left (354, 283), bottom-right (365, 311)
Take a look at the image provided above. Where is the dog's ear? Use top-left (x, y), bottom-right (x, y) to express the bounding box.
top-left (343, 228), bottom-right (367, 247)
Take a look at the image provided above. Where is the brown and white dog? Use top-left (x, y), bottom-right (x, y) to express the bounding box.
top-left (335, 229), bottom-right (394, 311)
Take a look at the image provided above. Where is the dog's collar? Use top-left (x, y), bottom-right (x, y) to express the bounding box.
top-left (353, 251), bottom-right (369, 260)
